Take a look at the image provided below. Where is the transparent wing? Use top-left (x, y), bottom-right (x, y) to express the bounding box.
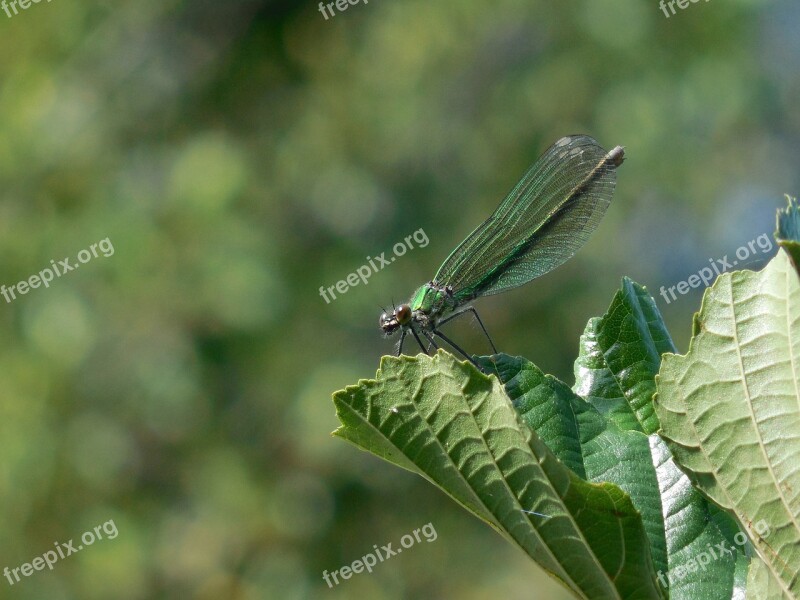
top-left (433, 135), bottom-right (623, 300)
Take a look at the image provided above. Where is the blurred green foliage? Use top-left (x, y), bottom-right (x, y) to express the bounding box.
top-left (0, 0), bottom-right (797, 598)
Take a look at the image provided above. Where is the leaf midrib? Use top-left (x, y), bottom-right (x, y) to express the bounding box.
top-left (727, 271), bottom-right (798, 596)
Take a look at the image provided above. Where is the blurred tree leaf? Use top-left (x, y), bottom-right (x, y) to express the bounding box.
top-left (656, 249), bottom-right (800, 598)
top-left (333, 351), bottom-right (665, 600)
top-left (776, 194), bottom-right (800, 277)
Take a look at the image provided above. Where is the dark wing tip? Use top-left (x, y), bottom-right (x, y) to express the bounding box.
top-left (607, 145), bottom-right (625, 167)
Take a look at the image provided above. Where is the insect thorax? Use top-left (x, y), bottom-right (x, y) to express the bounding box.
top-left (410, 283), bottom-right (456, 325)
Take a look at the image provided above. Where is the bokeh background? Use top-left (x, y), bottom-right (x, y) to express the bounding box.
top-left (0, 0), bottom-right (798, 598)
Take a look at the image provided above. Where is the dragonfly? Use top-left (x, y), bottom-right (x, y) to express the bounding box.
top-left (379, 134), bottom-right (625, 371)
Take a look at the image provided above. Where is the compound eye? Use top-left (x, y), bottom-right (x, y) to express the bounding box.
top-left (396, 305), bottom-right (411, 324)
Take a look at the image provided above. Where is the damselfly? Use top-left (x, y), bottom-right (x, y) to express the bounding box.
top-left (379, 134), bottom-right (624, 371)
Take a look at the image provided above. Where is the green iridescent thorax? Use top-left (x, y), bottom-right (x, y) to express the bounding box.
top-left (409, 284), bottom-right (454, 319)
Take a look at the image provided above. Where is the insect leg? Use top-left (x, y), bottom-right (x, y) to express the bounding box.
top-left (410, 328), bottom-right (429, 355)
top-left (431, 330), bottom-right (486, 373)
top-left (396, 329), bottom-right (407, 357)
top-left (421, 331), bottom-right (439, 351)
top-left (437, 307), bottom-right (497, 354)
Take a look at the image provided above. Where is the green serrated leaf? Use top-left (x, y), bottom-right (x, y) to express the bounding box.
top-left (484, 348), bottom-right (748, 600)
top-left (333, 351), bottom-right (665, 600)
top-left (481, 354), bottom-right (586, 478)
top-left (481, 355), bottom-right (668, 576)
top-left (484, 277), bottom-right (752, 599)
top-left (570, 278), bottom-right (760, 599)
top-left (656, 250), bottom-right (800, 598)
top-left (574, 278), bottom-right (675, 434)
